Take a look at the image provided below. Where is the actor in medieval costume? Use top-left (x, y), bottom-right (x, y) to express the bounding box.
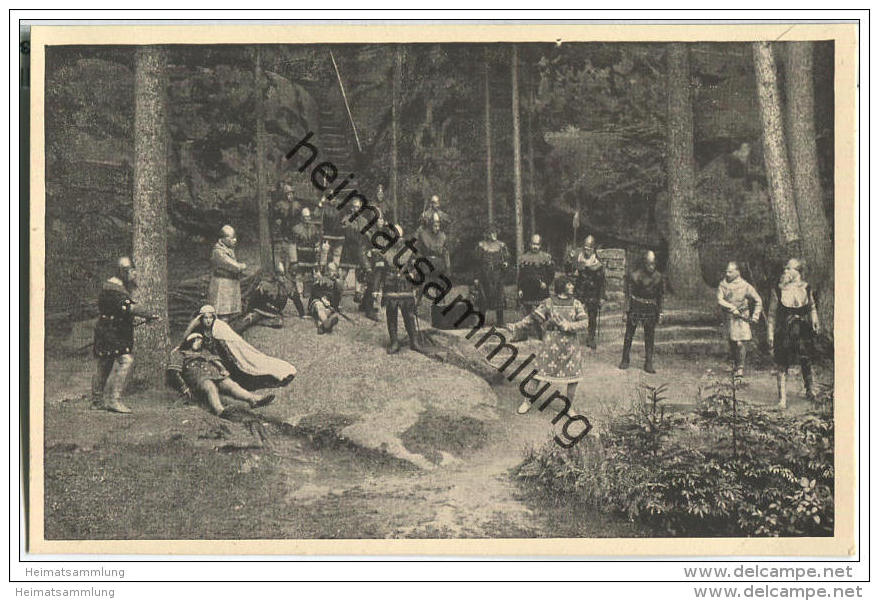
top-left (415, 213), bottom-right (452, 320)
top-left (419, 194), bottom-right (450, 229)
top-left (359, 237), bottom-right (389, 321)
top-left (270, 184), bottom-right (301, 273)
top-left (92, 256), bottom-right (161, 414)
top-left (207, 225), bottom-right (247, 321)
top-left (384, 226), bottom-right (422, 354)
top-left (318, 194), bottom-right (347, 268)
top-left (767, 258), bottom-right (821, 408)
top-left (234, 262), bottom-right (305, 333)
top-left (565, 234), bottom-right (606, 349)
top-left (516, 234), bottom-right (555, 340)
top-left (716, 261), bottom-right (763, 381)
top-left (507, 276), bottom-right (590, 415)
top-left (308, 264), bottom-right (342, 335)
top-left (343, 196), bottom-right (372, 308)
top-left (167, 333), bottom-right (276, 417)
top-left (182, 305), bottom-right (296, 390)
top-left (290, 207), bottom-right (323, 304)
top-left (477, 226), bottom-right (510, 326)
top-left (619, 250), bottom-right (664, 374)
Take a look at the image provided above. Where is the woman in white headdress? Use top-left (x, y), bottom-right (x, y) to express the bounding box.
top-left (181, 305), bottom-right (296, 389)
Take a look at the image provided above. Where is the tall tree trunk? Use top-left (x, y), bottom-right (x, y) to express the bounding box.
top-left (511, 44), bottom-right (524, 266)
top-left (783, 41), bottom-right (834, 334)
top-left (132, 46), bottom-right (170, 382)
top-left (527, 83), bottom-right (538, 237)
top-left (391, 46), bottom-right (402, 224)
top-left (484, 46), bottom-right (494, 226)
top-left (665, 43), bottom-right (709, 299)
top-left (753, 41), bottom-right (801, 255)
top-left (254, 46), bottom-right (272, 273)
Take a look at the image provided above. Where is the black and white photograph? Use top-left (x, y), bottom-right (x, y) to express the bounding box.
top-left (27, 22), bottom-right (858, 555)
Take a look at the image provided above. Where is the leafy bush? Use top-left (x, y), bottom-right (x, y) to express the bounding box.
top-left (515, 380), bottom-right (834, 537)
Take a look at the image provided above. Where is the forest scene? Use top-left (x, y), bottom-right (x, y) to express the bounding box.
top-left (41, 40), bottom-right (837, 540)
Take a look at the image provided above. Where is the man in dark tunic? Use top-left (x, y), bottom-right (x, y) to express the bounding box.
top-left (565, 234), bottom-right (606, 349)
top-left (384, 226), bottom-right (421, 354)
top-left (477, 226), bottom-right (510, 326)
top-left (619, 250), bottom-right (664, 373)
top-left (92, 256), bottom-right (160, 414)
top-left (767, 258), bottom-right (821, 408)
top-left (167, 332), bottom-right (275, 417)
top-left (234, 262), bottom-right (305, 333)
top-left (516, 234), bottom-right (555, 340)
top-left (414, 213), bottom-right (452, 316)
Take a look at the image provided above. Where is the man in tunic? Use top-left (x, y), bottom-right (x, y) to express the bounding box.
top-left (207, 225), bottom-right (247, 321)
top-left (565, 234), bottom-right (606, 349)
top-left (716, 261), bottom-right (763, 381)
top-left (343, 197), bottom-right (371, 308)
top-left (477, 226), bottom-right (510, 326)
top-left (270, 185), bottom-right (300, 274)
top-left (308, 264), bottom-right (342, 335)
top-left (516, 234), bottom-right (555, 340)
top-left (384, 226), bottom-right (422, 354)
top-left (419, 194), bottom-right (450, 229)
top-left (767, 258), bottom-right (821, 408)
top-left (619, 250), bottom-right (664, 374)
top-left (167, 333), bottom-right (275, 417)
top-left (92, 256), bottom-right (161, 414)
top-left (234, 262), bottom-right (304, 333)
top-left (415, 213), bottom-right (452, 316)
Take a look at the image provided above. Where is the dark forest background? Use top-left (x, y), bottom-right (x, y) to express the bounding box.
top-left (44, 42), bottom-right (835, 333)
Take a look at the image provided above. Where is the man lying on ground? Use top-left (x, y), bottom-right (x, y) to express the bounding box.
top-left (167, 332), bottom-right (275, 417)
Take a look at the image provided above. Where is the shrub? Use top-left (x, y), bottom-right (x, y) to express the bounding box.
top-left (515, 380), bottom-right (834, 537)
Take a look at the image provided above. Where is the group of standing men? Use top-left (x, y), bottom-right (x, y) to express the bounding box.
top-left (89, 187), bottom-right (823, 415)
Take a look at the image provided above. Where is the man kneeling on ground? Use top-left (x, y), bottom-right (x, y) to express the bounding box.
top-left (168, 332), bottom-right (275, 417)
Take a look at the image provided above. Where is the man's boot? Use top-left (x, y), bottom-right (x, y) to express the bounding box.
top-left (619, 321), bottom-right (633, 370)
top-left (643, 321), bottom-right (656, 374)
top-left (735, 344), bottom-right (746, 380)
top-left (103, 355), bottom-right (133, 414)
top-left (386, 307), bottom-right (401, 354)
top-left (403, 309), bottom-right (422, 352)
top-left (802, 362), bottom-right (817, 403)
top-left (291, 294), bottom-right (306, 319)
top-left (323, 313), bottom-right (339, 334)
top-left (777, 371), bottom-right (787, 409)
top-left (496, 308), bottom-right (504, 327)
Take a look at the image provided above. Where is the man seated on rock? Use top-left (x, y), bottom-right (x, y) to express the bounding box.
top-left (167, 332), bottom-right (275, 418)
top-left (308, 264), bottom-right (342, 335)
top-left (234, 262), bottom-right (305, 333)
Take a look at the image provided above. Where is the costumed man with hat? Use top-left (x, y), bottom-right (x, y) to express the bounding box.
top-left (384, 225), bottom-right (422, 354)
top-left (565, 234), bottom-right (606, 349)
top-left (91, 256), bottom-right (161, 414)
top-left (477, 226), bottom-right (510, 326)
top-left (516, 234), bottom-right (555, 341)
top-left (619, 250), bottom-right (664, 373)
top-left (207, 225), bottom-right (247, 321)
top-left (717, 261), bottom-right (763, 382)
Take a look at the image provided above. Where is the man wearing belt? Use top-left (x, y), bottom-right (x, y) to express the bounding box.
top-left (207, 225), bottom-right (247, 321)
top-left (565, 234), bottom-right (606, 349)
top-left (384, 226), bottom-right (422, 354)
top-left (516, 234), bottom-right (555, 341)
top-left (92, 256), bottom-right (161, 414)
top-left (716, 261), bottom-right (763, 381)
top-left (619, 250), bottom-right (664, 373)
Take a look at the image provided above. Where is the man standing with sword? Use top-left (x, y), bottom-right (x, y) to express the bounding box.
top-left (91, 256), bottom-right (161, 414)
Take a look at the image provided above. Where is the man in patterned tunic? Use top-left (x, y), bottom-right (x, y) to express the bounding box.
top-left (92, 256), bottom-right (161, 414)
